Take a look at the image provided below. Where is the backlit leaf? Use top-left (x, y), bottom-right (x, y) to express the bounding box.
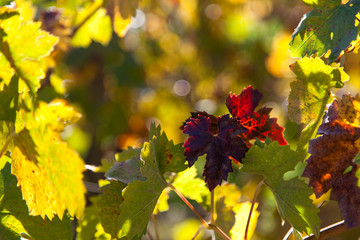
top-left (290, 0), bottom-right (360, 62)
top-left (288, 57), bottom-right (347, 125)
top-left (0, 13), bottom-right (58, 93)
top-left (0, 160), bottom-right (72, 240)
top-left (226, 86), bottom-right (287, 145)
top-left (173, 167), bottom-right (208, 203)
top-left (10, 100), bottom-right (85, 220)
top-left (97, 181), bottom-right (126, 238)
top-left (303, 94), bottom-right (360, 228)
top-left (230, 202), bottom-right (259, 240)
top-left (288, 57), bottom-right (349, 158)
top-left (183, 114), bottom-right (248, 190)
top-left (242, 142), bottom-right (320, 237)
top-left (99, 124), bottom-right (177, 239)
top-left (149, 123), bottom-right (188, 174)
top-left (105, 148), bottom-right (146, 184)
top-left (72, 6), bottom-right (112, 48)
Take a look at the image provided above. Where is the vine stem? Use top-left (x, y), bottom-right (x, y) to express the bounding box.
top-left (191, 226), bottom-right (203, 240)
top-left (244, 179), bottom-right (264, 240)
top-left (0, 132), bottom-right (17, 159)
top-left (304, 220), bottom-right (346, 240)
top-left (282, 220), bottom-right (348, 240)
top-left (210, 190), bottom-right (215, 225)
top-left (151, 215), bottom-right (160, 240)
top-left (168, 183), bottom-right (231, 240)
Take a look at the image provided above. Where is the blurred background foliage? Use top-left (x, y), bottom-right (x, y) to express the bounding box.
top-left (22, 0), bottom-right (360, 238)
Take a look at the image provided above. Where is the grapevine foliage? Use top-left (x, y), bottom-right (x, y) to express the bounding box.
top-left (1, 0), bottom-right (360, 239)
top-left (290, 0), bottom-right (360, 63)
top-left (303, 95), bottom-right (360, 228)
top-left (182, 86), bottom-right (287, 190)
top-left (242, 142), bottom-right (321, 237)
top-left (98, 124), bottom-right (187, 239)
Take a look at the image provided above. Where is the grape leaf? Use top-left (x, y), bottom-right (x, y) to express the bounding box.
top-left (105, 148), bottom-right (146, 184)
top-left (172, 167), bottom-right (208, 203)
top-left (99, 124), bottom-right (182, 239)
top-left (97, 181), bottom-right (126, 238)
top-left (149, 123), bottom-right (188, 174)
top-left (182, 86), bottom-right (287, 190)
top-left (0, 160), bottom-right (72, 240)
top-left (106, 0), bottom-right (139, 38)
top-left (288, 57), bottom-right (347, 125)
top-left (118, 141), bottom-right (168, 239)
top-left (242, 142), bottom-right (320, 237)
top-left (290, 0), bottom-right (360, 63)
top-left (230, 202), bottom-right (259, 240)
top-left (226, 86), bottom-right (287, 145)
top-left (182, 114), bottom-right (248, 190)
top-left (72, 5), bottom-right (112, 48)
top-left (0, 13), bottom-right (58, 93)
top-left (10, 100), bottom-right (85, 220)
top-left (0, 75), bottom-right (17, 122)
top-left (303, 94), bottom-right (360, 228)
top-left (0, 1), bottom-right (12, 7)
top-left (213, 184), bottom-right (259, 240)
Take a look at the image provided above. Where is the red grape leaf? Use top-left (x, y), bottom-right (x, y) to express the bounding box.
top-left (182, 114), bottom-right (248, 190)
top-left (226, 86), bottom-right (287, 145)
top-left (303, 94), bottom-right (360, 228)
top-left (226, 86), bottom-right (263, 120)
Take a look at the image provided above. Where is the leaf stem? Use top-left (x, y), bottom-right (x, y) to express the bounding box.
top-left (147, 229), bottom-right (154, 240)
top-left (244, 179), bottom-right (264, 240)
top-left (168, 183), bottom-right (232, 240)
top-left (303, 220), bottom-right (346, 240)
top-left (0, 132), bottom-right (16, 159)
top-left (151, 215), bottom-right (160, 240)
top-left (191, 226), bottom-right (203, 240)
top-left (168, 183), bottom-right (209, 229)
top-left (210, 189), bottom-right (215, 225)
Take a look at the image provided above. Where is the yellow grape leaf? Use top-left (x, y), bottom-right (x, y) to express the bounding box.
top-left (230, 202), bottom-right (259, 240)
top-left (72, 2), bottom-right (112, 48)
top-left (153, 187), bottom-right (170, 215)
top-left (107, 0), bottom-right (139, 38)
top-left (0, 13), bottom-right (58, 93)
top-left (10, 99), bottom-right (86, 219)
top-left (215, 183), bottom-right (242, 208)
top-left (113, 10), bottom-right (131, 38)
top-left (172, 218), bottom-right (203, 240)
top-left (173, 167), bottom-right (208, 203)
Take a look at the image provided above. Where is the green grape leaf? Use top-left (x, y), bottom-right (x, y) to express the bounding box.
top-left (105, 148), bottom-right (146, 184)
top-left (116, 140), bottom-right (168, 239)
top-left (0, 1), bottom-right (12, 7)
top-left (99, 125), bottom-right (179, 239)
top-left (242, 142), bottom-right (320, 237)
top-left (0, 160), bottom-right (72, 240)
top-left (149, 123), bottom-right (188, 174)
top-left (0, 14), bottom-right (58, 93)
top-left (290, 0), bottom-right (360, 63)
top-left (0, 74), bottom-right (17, 122)
top-left (215, 197), bottom-right (235, 239)
top-left (97, 181), bottom-right (127, 238)
top-left (10, 100), bottom-right (85, 220)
